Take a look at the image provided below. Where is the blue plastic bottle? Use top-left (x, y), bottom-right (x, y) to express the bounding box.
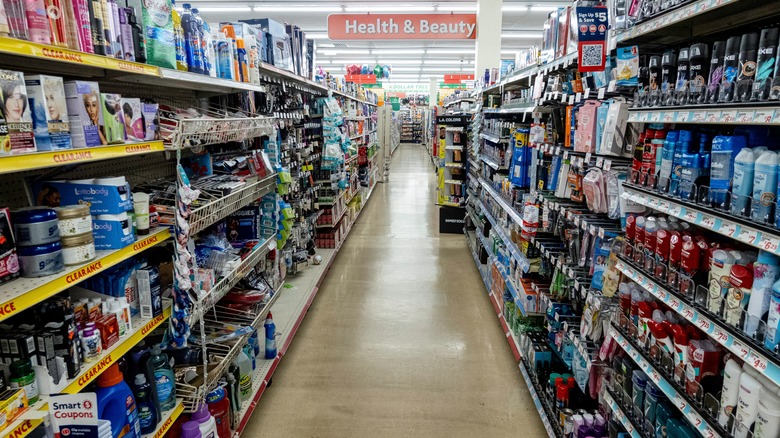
top-left (679, 150), bottom-right (702, 199)
top-left (264, 313), bottom-right (277, 359)
top-left (180, 4), bottom-right (203, 74)
top-left (710, 135), bottom-right (748, 207)
top-left (732, 148), bottom-right (756, 216)
top-left (134, 374), bottom-right (158, 435)
top-left (753, 150), bottom-right (778, 223)
top-left (96, 364), bottom-right (141, 438)
top-left (669, 130), bottom-right (692, 195)
top-left (149, 347), bottom-right (177, 412)
top-left (191, 8), bottom-right (210, 76)
top-left (658, 131), bottom-right (679, 190)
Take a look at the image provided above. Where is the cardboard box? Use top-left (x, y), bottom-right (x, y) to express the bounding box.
top-left (120, 98), bottom-right (144, 141)
top-left (241, 18), bottom-right (292, 71)
top-left (25, 75), bottom-right (72, 151)
top-left (0, 69), bottom-right (36, 154)
top-left (35, 180), bottom-right (133, 214)
top-left (0, 208), bottom-right (19, 284)
top-left (64, 81), bottom-right (104, 147)
top-left (0, 389), bottom-right (28, 430)
top-left (100, 93), bottom-right (125, 144)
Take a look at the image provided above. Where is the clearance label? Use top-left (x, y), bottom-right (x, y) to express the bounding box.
top-left (0, 37), bottom-right (160, 76)
top-left (6, 418), bottom-right (42, 438)
top-left (0, 142), bottom-right (164, 175)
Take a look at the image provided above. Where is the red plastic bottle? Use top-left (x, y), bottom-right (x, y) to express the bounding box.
top-left (206, 385), bottom-right (231, 438)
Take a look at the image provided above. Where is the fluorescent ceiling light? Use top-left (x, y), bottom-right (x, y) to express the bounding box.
top-left (391, 67), bottom-right (422, 72)
top-left (422, 68), bottom-right (464, 72)
top-left (372, 49), bottom-right (426, 55)
top-left (344, 5), bottom-right (434, 12)
top-left (306, 33), bottom-right (330, 39)
top-left (194, 6), bottom-right (250, 11)
top-left (530, 5), bottom-right (562, 11)
top-left (426, 49), bottom-right (476, 54)
top-left (502, 5), bottom-right (529, 11)
top-left (502, 32), bottom-right (543, 38)
top-left (437, 4), bottom-right (477, 11)
top-left (255, 5), bottom-right (342, 12)
top-left (423, 60), bottom-right (474, 65)
top-left (318, 49), bottom-right (370, 55)
top-left (318, 43), bottom-right (335, 48)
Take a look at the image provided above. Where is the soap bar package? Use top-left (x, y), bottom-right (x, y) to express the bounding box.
top-left (100, 93), bottom-right (125, 144)
top-left (0, 69), bottom-right (36, 154)
top-left (126, 0), bottom-right (175, 69)
top-left (120, 98), bottom-right (144, 141)
top-left (64, 81), bottom-right (104, 147)
top-left (25, 75), bottom-right (72, 151)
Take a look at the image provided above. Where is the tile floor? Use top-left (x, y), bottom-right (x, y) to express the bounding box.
top-left (244, 144), bottom-right (547, 437)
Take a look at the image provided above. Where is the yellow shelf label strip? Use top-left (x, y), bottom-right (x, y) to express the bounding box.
top-left (0, 141), bottom-right (165, 174)
top-left (1, 417), bottom-right (44, 438)
top-left (0, 37), bottom-right (160, 76)
top-left (146, 400), bottom-right (184, 438)
top-left (0, 228), bottom-right (171, 322)
top-left (62, 305), bottom-right (171, 393)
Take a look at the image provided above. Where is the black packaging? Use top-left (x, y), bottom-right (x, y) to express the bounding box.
top-left (126, 7), bottom-right (147, 63)
top-left (660, 51), bottom-right (677, 106)
top-left (674, 47), bottom-right (690, 105)
top-left (648, 55), bottom-right (661, 106)
top-left (688, 43), bottom-right (710, 104)
top-left (706, 41), bottom-right (727, 103)
top-left (718, 36), bottom-right (742, 102)
top-left (771, 40), bottom-right (780, 100)
top-left (734, 32), bottom-right (759, 102)
top-left (752, 27), bottom-right (779, 101)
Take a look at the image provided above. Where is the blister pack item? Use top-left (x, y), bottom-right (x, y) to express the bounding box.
top-left (583, 168), bottom-right (608, 213)
top-left (605, 170), bottom-right (623, 220)
top-left (616, 46), bottom-right (640, 87)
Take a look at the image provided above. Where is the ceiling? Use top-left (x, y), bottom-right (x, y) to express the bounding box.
top-left (187, 0), bottom-right (570, 83)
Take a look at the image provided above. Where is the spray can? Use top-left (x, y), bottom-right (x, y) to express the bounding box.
top-left (706, 41), bottom-right (726, 103)
top-left (735, 32), bottom-right (760, 102)
top-left (751, 28), bottom-right (779, 101)
top-left (718, 36), bottom-right (742, 102)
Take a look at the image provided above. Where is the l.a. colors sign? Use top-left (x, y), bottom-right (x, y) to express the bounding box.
top-left (328, 14), bottom-right (477, 40)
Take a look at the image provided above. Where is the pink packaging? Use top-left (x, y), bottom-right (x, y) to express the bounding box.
top-left (23, 0), bottom-right (51, 43)
top-left (574, 101), bottom-right (600, 152)
top-left (69, 0), bottom-right (94, 53)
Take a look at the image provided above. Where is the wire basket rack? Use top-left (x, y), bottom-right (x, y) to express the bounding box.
top-left (189, 174), bottom-right (277, 235)
top-left (159, 104), bottom-right (276, 149)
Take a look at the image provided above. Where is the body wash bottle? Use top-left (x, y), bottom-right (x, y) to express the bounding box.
top-left (752, 150), bottom-right (779, 223)
top-left (746, 251), bottom-right (780, 336)
top-left (731, 147), bottom-right (755, 216)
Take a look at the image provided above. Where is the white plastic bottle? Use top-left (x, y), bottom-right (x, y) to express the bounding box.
top-left (234, 348), bottom-right (252, 402)
top-left (191, 403), bottom-right (217, 438)
top-left (752, 150), bottom-right (779, 222)
top-left (731, 148), bottom-right (756, 216)
top-left (709, 249), bottom-right (736, 313)
top-left (734, 367), bottom-right (762, 438)
top-left (719, 358), bottom-right (743, 428)
top-left (108, 299), bottom-right (127, 337)
top-left (746, 251), bottom-right (780, 335)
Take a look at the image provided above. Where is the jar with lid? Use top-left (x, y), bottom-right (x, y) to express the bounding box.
top-left (56, 205), bottom-right (92, 237)
top-left (9, 359), bottom-right (39, 403)
top-left (61, 233), bottom-right (96, 265)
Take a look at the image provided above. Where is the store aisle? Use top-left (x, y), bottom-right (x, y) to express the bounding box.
top-left (245, 144), bottom-right (547, 437)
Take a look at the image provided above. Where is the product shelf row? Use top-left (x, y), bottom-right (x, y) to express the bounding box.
top-left (0, 228), bottom-right (171, 322)
top-left (602, 389), bottom-right (645, 438)
top-left (482, 53), bottom-right (577, 96)
top-left (476, 199), bottom-right (531, 273)
top-left (627, 105), bottom-right (780, 126)
top-left (480, 154), bottom-right (507, 171)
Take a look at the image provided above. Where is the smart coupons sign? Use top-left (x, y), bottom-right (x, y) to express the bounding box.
top-left (328, 14), bottom-right (477, 40)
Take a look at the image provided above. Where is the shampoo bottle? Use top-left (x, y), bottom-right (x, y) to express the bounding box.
top-left (731, 147), bottom-right (756, 216)
top-left (752, 150), bottom-right (779, 223)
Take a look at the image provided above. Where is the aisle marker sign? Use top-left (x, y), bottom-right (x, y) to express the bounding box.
top-left (49, 393), bottom-right (99, 438)
top-left (328, 14), bottom-right (477, 40)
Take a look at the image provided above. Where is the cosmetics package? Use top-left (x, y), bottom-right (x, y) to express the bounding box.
top-left (100, 93), bottom-right (125, 144)
top-left (25, 75), bottom-right (71, 151)
top-left (0, 69), bottom-right (36, 155)
top-left (88, 0), bottom-right (107, 55)
top-left (64, 80), bottom-right (104, 147)
top-left (120, 98), bottom-right (143, 141)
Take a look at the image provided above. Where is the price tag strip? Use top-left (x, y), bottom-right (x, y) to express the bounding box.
top-left (518, 360), bottom-right (558, 438)
top-left (615, 257), bottom-right (780, 388)
top-left (609, 328), bottom-right (722, 438)
top-left (628, 106), bottom-right (780, 126)
top-left (602, 390), bottom-right (643, 438)
top-left (622, 187), bottom-right (780, 257)
top-left (479, 178), bottom-right (525, 227)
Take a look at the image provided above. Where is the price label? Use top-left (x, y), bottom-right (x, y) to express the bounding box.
top-left (700, 215), bottom-right (716, 229)
top-left (590, 224), bottom-right (597, 235)
top-left (598, 88), bottom-right (606, 99)
top-left (573, 215), bottom-right (579, 226)
top-left (670, 298), bottom-right (681, 310)
top-left (574, 279), bottom-right (581, 290)
top-left (722, 110), bottom-right (737, 123)
top-left (681, 305), bottom-right (695, 321)
top-left (733, 340), bottom-right (750, 359)
top-left (696, 317), bottom-right (712, 332)
top-left (555, 146), bottom-right (561, 155)
top-left (737, 111), bottom-right (753, 123)
top-left (658, 200), bottom-right (671, 212)
top-left (739, 228), bottom-right (759, 245)
top-left (640, 112), bottom-right (651, 122)
top-left (581, 220), bottom-right (589, 231)
top-left (677, 111), bottom-right (690, 122)
top-left (604, 159), bottom-right (612, 171)
top-left (684, 209), bottom-right (700, 223)
top-left (706, 111), bottom-right (721, 122)
top-left (596, 157), bottom-right (604, 168)
top-left (585, 152), bottom-right (592, 162)
top-left (658, 289), bottom-right (668, 301)
top-left (663, 112), bottom-right (676, 123)
top-left (668, 204), bottom-right (683, 216)
top-left (760, 235), bottom-right (780, 253)
top-left (754, 109), bottom-right (775, 124)
top-left (712, 327), bottom-right (729, 344)
top-left (608, 80), bottom-right (617, 92)
top-left (564, 151), bottom-right (569, 159)
top-left (562, 94), bottom-right (568, 103)
top-left (599, 227), bottom-right (606, 238)
top-left (721, 220), bottom-right (739, 237)
top-left (693, 111), bottom-right (706, 122)
top-left (673, 394), bottom-right (688, 411)
top-left (747, 350), bottom-right (769, 373)
top-left (650, 112), bottom-right (662, 122)
top-left (569, 95), bottom-right (575, 105)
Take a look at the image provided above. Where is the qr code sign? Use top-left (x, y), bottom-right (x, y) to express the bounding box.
top-left (581, 44), bottom-right (603, 67)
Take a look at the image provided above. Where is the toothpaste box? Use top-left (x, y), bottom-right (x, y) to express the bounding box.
top-left (120, 98), bottom-right (144, 141)
top-left (25, 75), bottom-right (72, 151)
top-left (64, 81), bottom-right (104, 147)
top-left (100, 93), bottom-right (125, 144)
top-left (0, 69), bottom-right (36, 155)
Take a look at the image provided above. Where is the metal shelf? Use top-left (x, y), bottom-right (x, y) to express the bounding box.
top-left (602, 389), bottom-right (645, 438)
top-left (190, 174), bottom-right (277, 235)
top-left (628, 104), bottom-right (780, 125)
top-left (477, 199), bottom-right (531, 273)
top-left (0, 228), bottom-right (170, 322)
top-left (480, 154), bottom-right (507, 171)
top-left (519, 359), bottom-right (561, 438)
top-left (479, 132), bottom-right (509, 143)
top-left (478, 178), bottom-right (523, 224)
